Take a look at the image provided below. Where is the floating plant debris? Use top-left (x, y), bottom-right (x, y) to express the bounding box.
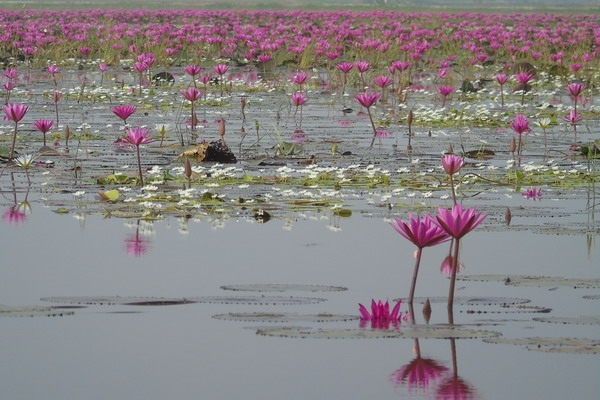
top-left (457, 275), bottom-right (600, 289)
top-left (40, 296), bottom-right (197, 306)
top-left (219, 284), bottom-right (348, 293)
top-left (213, 312), bottom-right (358, 323)
top-left (532, 316), bottom-right (600, 325)
top-left (0, 305), bottom-right (75, 318)
top-left (484, 337), bottom-right (600, 354)
top-left (256, 325), bottom-right (501, 340)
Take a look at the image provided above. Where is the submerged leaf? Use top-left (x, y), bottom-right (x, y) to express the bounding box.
top-left (532, 316), bottom-right (600, 325)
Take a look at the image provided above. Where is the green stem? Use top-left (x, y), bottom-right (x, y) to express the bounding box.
top-left (9, 122), bottom-right (17, 159)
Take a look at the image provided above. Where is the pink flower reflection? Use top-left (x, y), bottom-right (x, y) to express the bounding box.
top-left (436, 376), bottom-right (479, 400)
top-left (2, 206), bottom-right (27, 225)
top-left (125, 233), bottom-right (150, 257)
top-left (391, 357), bottom-right (448, 392)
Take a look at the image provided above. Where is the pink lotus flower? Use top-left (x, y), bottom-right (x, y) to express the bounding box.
top-left (47, 65), bottom-right (60, 75)
top-left (567, 82), bottom-right (585, 98)
top-left (354, 92), bottom-right (381, 148)
top-left (354, 92), bottom-right (380, 108)
top-left (185, 64), bottom-right (203, 77)
top-left (442, 154), bottom-right (465, 176)
top-left (122, 126), bottom-right (153, 146)
top-left (355, 60), bottom-right (370, 73)
top-left (391, 60), bottom-right (410, 72)
top-left (4, 103), bottom-right (28, 159)
top-left (563, 109), bottom-right (582, 124)
top-left (436, 205), bottom-right (486, 309)
top-left (391, 214), bottom-right (450, 249)
top-left (336, 61), bottom-right (353, 74)
top-left (122, 127), bottom-right (153, 186)
top-left (510, 114), bottom-right (530, 135)
top-left (291, 72), bottom-right (309, 86)
top-left (438, 85), bottom-right (454, 107)
top-left (358, 299), bottom-right (405, 329)
top-left (4, 103), bottom-right (28, 123)
top-left (495, 74), bottom-right (508, 85)
top-left (391, 214), bottom-right (450, 303)
top-left (374, 75), bottom-right (393, 88)
top-left (4, 68), bottom-right (18, 80)
top-left (112, 105), bottom-right (136, 124)
top-left (181, 87), bottom-right (202, 102)
top-left (435, 204), bottom-right (486, 240)
top-left (34, 119), bottom-right (54, 147)
top-left (291, 92), bottom-right (308, 107)
top-left (514, 71), bottom-right (534, 85)
top-left (213, 64), bottom-right (229, 76)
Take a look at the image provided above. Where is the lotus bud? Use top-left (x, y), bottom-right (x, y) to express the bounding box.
top-left (447, 143), bottom-right (454, 154)
top-left (509, 137), bottom-right (516, 153)
top-left (184, 157), bottom-right (192, 180)
top-left (219, 119), bottom-right (226, 138)
top-left (422, 298), bottom-right (432, 324)
top-left (505, 207), bottom-right (512, 226)
top-left (407, 109), bottom-right (413, 126)
top-left (240, 96), bottom-right (246, 111)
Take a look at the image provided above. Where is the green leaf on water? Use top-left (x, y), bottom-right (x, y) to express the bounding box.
top-left (483, 337), bottom-right (600, 354)
top-left (333, 208), bottom-right (352, 217)
top-left (98, 189), bottom-right (120, 202)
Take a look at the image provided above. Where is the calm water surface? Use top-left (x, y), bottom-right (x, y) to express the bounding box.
top-left (1, 200), bottom-right (598, 400)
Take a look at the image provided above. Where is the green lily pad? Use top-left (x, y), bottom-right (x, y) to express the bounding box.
top-left (404, 297), bottom-right (531, 306)
top-left (483, 337), bottom-right (600, 354)
top-left (457, 275), bottom-right (600, 289)
top-left (219, 284), bottom-right (348, 293)
top-left (0, 305), bottom-right (75, 317)
top-left (213, 312), bottom-right (359, 323)
top-left (256, 325), bottom-right (501, 339)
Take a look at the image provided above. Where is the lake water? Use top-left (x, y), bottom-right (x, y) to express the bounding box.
top-left (1, 194), bottom-right (598, 399)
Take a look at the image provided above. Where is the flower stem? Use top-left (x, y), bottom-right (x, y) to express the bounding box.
top-left (447, 238), bottom-right (460, 311)
top-left (135, 145), bottom-right (144, 186)
top-left (9, 122), bottom-right (17, 159)
top-left (408, 248), bottom-right (423, 305)
top-left (449, 175), bottom-right (457, 206)
top-left (367, 107), bottom-right (377, 148)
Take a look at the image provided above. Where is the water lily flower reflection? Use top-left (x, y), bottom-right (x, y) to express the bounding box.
top-left (522, 187), bottom-right (542, 201)
top-left (2, 204), bottom-right (28, 225)
top-left (358, 299), bottom-right (407, 329)
top-left (391, 357), bottom-right (448, 392)
top-left (125, 233), bottom-right (150, 256)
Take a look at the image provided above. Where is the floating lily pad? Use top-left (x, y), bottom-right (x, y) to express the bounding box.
top-left (0, 305), bottom-right (75, 318)
top-left (483, 337), bottom-right (600, 354)
top-left (583, 295), bottom-right (600, 300)
top-left (213, 312), bottom-right (358, 323)
top-left (457, 275), bottom-right (600, 289)
top-left (403, 296), bottom-right (531, 306)
top-left (41, 296), bottom-right (197, 306)
top-left (256, 325), bottom-right (501, 339)
top-left (219, 284), bottom-right (348, 293)
top-left (189, 296), bottom-right (326, 305)
top-left (532, 316), bottom-right (600, 325)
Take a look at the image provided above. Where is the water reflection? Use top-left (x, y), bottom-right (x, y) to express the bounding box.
top-left (124, 220), bottom-right (153, 257)
top-left (1, 172), bottom-right (30, 226)
top-left (390, 305), bottom-right (481, 399)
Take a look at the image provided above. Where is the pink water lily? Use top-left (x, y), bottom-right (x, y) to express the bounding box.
top-left (391, 214), bottom-right (450, 304)
top-left (112, 105), bottom-right (136, 124)
top-left (4, 103), bottom-right (29, 159)
top-left (436, 204), bottom-right (486, 310)
top-left (34, 119), bottom-right (54, 147)
top-left (354, 92), bottom-right (381, 148)
top-left (121, 127), bottom-right (153, 186)
top-left (358, 299), bottom-right (405, 329)
top-left (442, 154), bottom-right (465, 176)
